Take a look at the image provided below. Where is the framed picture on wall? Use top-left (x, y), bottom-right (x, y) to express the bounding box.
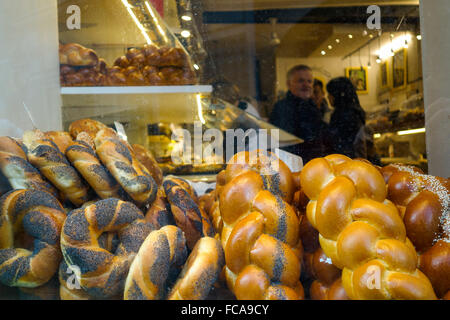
top-left (392, 48), bottom-right (407, 90)
top-left (380, 60), bottom-right (390, 89)
top-left (345, 67), bottom-right (369, 94)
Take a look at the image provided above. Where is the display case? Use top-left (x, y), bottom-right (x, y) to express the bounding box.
top-left (0, 0), bottom-right (448, 303)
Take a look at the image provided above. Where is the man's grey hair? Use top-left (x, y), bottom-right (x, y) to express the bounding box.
top-left (286, 64), bottom-right (312, 81)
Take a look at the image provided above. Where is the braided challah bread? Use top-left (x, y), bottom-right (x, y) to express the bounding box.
top-left (124, 225), bottom-right (224, 300)
top-left (65, 137), bottom-right (127, 201)
top-left (124, 225), bottom-right (187, 300)
top-left (68, 118), bottom-right (108, 141)
top-left (60, 198), bottom-right (153, 298)
top-left (145, 187), bottom-right (175, 230)
top-left (0, 189), bottom-right (66, 287)
top-left (59, 43), bottom-right (99, 67)
top-left (381, 164), bottom-right (449, 298)
top-left (0, 137), bottom-right (58, 197)
top-left (23, 131), bottom-right (91, 206)
top-left (132, 144), bottom-right (163, 186)
top-left (163, 176), bottom-right (215, 249)
top-left (168, 236), bottom-right (225, 300)
top-left (94, 129), bottom-right (157, 208)
top-left (218, 150), bottom-right (304, 300)
top-left (300, 154), bottom-right (437, 300)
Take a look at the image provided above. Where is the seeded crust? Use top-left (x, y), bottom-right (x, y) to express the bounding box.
top-left (61, 198), bottom-right (153, 299)
top-left (24, 136), bottom-right (90, 207)
top-left (124, 225), bottom-right (189, 300)
top-left (0, 136), bottom-right (58, 197)
top-left (94, 130), bottom-right (157, 207)
top-left (66, 140), bottom-right (128, 200)
top-left (0, 189), bottom-right (66, 288)
top-left (163, 176), bottom-right (215, 250)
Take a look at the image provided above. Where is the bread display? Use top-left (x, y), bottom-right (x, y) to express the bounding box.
top-left (0, 189), bottom-right (66, 287)
top-left (300, 154), bottom-right (437, 299)
top-left (0, 112), bottom-right (447, 300)
top-left (381, 164), bottom-right (449, 298)
top-left (217, 150), bottom-right (304, 300)
top-left (59, 43), bottom-right (197, 87)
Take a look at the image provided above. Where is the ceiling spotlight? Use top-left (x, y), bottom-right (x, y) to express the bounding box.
top-left (348, 34), bottom-right (353, 39)
top-left (376, 56), bottom-right (382, 63)
top-left (404, 39), bottom-right (409, 48)
top-left (193, 64), bottom-right (200, 70)
top-left (328, 45), bottom-right (333, 50)
top-left (336, 38), bottom-right (340, 43)
top-left (390, 48), bottom-right (395, 56)
top-left (363, 30), bottom-right (368, 36)
top-left (181, 30), bottom-right (191, 38)
top-left (369, 34), bottom-right (374, 38)
top-left (417, 34), bottom-right (422, 40)
top-left (390, 33), bottom-right (395, 38)
top-left (321, 50), bottom-right (326, 55)
top-left (181, 15), bottom-right (192, 21)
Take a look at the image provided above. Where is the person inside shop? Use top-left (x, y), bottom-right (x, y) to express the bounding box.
top-left (313, 78), bottom-right (332, 124)
top-left (269, 64), bottom-right (328, 161)
top-left (326, 76), bottom-right (373, 160)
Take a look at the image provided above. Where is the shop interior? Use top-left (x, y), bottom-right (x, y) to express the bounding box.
top-left (56, 0), bottom-right (427, 174)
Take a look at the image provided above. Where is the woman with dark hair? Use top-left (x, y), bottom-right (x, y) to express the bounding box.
top-left (326, 77), bottom-right (367, 159)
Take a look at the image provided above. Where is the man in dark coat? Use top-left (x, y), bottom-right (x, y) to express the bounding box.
top-left (269, 65), bottom-right (328, 161)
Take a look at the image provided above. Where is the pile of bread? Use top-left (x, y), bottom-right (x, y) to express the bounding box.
top-left (0, 118), bottom-right (220, 300)
top-left (59, 43), bottom-right (197, 87)
top-left (0, 122), bottom-right (448, 300)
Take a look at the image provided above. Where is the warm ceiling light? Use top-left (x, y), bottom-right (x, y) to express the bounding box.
top-left (336, 38), bottom-right (340, 43)
top-left (181, 15), bottom-right (192, 21)
top-left (193, 64), bottom-right (200, 70)
top-left (348, 34), bottom-right (353, 39)
top-left (369, 34), bottom-right (374, 38)
top-left (397, 128), bottom-right (426, 136)
top-left (321, 50), bottom-right (326, 55)
top-left (403, 39), bottom-right (409, 48)
top-left (373, 133), bottom-right (381, 139)
top-left (328, 45), bottom-right (333, 50)
top-left (181, 30), bottom-right (191, 38)
top-left (417, 34), bottom-right (422, 40)
top-left (376, 56), bottom-right (382, 64)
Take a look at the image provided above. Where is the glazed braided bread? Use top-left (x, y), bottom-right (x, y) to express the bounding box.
top-left (60, 198), bottom-right (153, 298)
top-left (300, 154), bottom-right (437, 300)
top-left (381, 164), bottom-right (449, 298)
top-left (219, 151), bottom-right (304, 300)
top-left (0, 189), bottom-right (66, 287)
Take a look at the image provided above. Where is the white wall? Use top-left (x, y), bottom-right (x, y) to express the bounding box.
top-left (0, 0), bottom-right (61, 137)
top-left (420, 0), bottom-right (450, 177)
